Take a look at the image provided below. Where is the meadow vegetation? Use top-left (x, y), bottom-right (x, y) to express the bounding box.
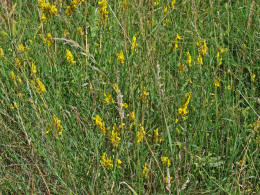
top-left (0, 0), bottom-right (259, 194)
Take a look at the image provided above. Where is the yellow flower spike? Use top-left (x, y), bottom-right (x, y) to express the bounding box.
top-left (171, 0), bottom-right (176, 9)
top-left (104, 92), bottom-right (114, 104)
top-left (31, 62), bottom-right (37, 76)
top-left (214, 78), bottom-right (221, 89)
top-left (117, 50), bottom-right (125, 64)
top-left (110, 129), bottom-right (120, 148)
top-left (136, 124), bottom-right (146, 144)
top-left (117, 159), bottom-right (122, 168)
top-left (0, 48), bottom-right (4, 59)
top-left (65, 6), bottom-right (73, 16)
top-left (163, 6), bottom-right (168, 14)
top-left (36, 78), bottom-right (47, 93)
top-left (92, 115), bottom-right (106, 135)
top-left (66, 49), bottom-right (76, 65)
top-left (122, 103), bottom-right (128, 109)
top-left (98, 0), bottom-right (108, 25)
top-left (197, 53), bottom-right (203, 65)
top-left (101, 152), bottom-right (113, 169)
top-left (153, 128), bottom-right (159, 143)
top-left (142, 164), bottom-right (149, 179)
top-left (161, 156), bottom-right (171, 167)
top-left (129, 111), bottom-right (136, 124)
top-left (153, 0), bottom-right (160, 7)
top-left (50, 4), bottom-right (58, 15)
top-left (112, 83), bottom-right (119, 94)
top-left (251, 73), bottom-right (256, 82)
top-left (18, 44), bottom-right (26, 52)
top-left (52, 115), bottom-right (63, 135)
top-left (131, 35), bottom-right (138, 54)
top-left (186, 51), bottom-right (192, 67)
top-left (177, 92), bottom-right (192, 121)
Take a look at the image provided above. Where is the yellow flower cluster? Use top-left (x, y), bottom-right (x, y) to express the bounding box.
top-left (131, 35), bottom-right (138, 54)
top-left (101, 152), bottom-right (113, 169)
top-left (117, 50), bottom-right (125, 64)
top-left (0, 48), bottom-right (4, 59)
top-left (52, 115), bottom-right (63, 135)
top-left (176, 92), bottom-right (192, 122)
top-left (216, 47), bottom-right (228, 66)
top-left (71, 0), bottom-right (84, 8)
top-left (174, 33), bottom-right (182, 50)
top-left (109, 129), bottom-right (121, 148)
top-left (66, 49), bottom-right (76, 65)
top-left (142, 163), bottom-right (149, 179)
top-left (65, 0), bottom-right (85, 16)
top-left (171, 0), bottom-right (176, 9)
top-left (104, 92), bottom-right (114, 104)
top-left (186, 51), bottom-right (192, 67)
top-left (161, 156), bottom-right (171, 167)
top-left (98, 0), bottom-right (109, 25)
top-left (36, 78), bottom-right (47, 93)
top-left (136, 124), bottom-right (146, 144)
top-left (43, 33), bottom-right (53, 47)
top-left (38, 0), bottom-right (58, 16)
top-left (214, 78), bottom-right (221, 89)
top-left (93, 115), bottom-right (106, 135)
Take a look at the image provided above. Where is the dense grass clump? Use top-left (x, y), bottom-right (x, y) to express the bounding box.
top-left (0, 0), bottom-right (259, 194)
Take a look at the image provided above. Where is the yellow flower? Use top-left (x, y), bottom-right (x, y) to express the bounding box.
top-left (122, 103), bottom-right (128, 109)
top-left (142, 163), bottom-right (149, 179)
top-left (140, 87), bottom-right (149, 102)
top-left (227, 85), bottom-right (231, 91)
top-left (174, 33), bottom-right (182, 50)
top-left (136, 124), bottom-right (145, 144)
top-left (40, 14), bottom-right (47, 23)
top-left (153, 0), bottom-right (159, 7)
top-left (36, 78), bottom-right (47, 93)
top-left (72, 0), bottom-right (85, 8)
top-left (10, 71), bottom-right (16, 82)
top-left (216, 52), bottom-right (222, 66)
top-left (129, 111), bottom-right (136, 125)
top-left (117, 159), bottom-right (122, 168)
top-left (31, 62), bottom-right (37, 76)
top-left (161, 156), bottom-right (171, 167)
top-left (163, 6), bottom-right (168, 14)
top-left (66, 49), bottom-right (76, 65)
top-left (251, 73), bottom-right (256, 82)
top-left (186, 51), bottom-right (192, 67)
top-left (171, 0), bottom-right (176, 9)
top-left (77, 27), bottom-right (84, 36)
top-left (50, 5), bottom-right (58, 15)
top-left (18, 44), bottom-right (26, 52)
top-left (101, 152), bottom-right (113, 169)
top-left (110, 129), bottom-right (120, 148)
top-left (131, 35), bottom-right (138, 54)
top-left (98, 0), bottom-right (108, 25)
top-left (65, 6), bottom-right (73, 16)
top-left (0, 48), bottom-right (4, 59)
top-left (43, 33), bottom-right (53, 47)
top-left (197, 53), bottom-right (203, 65)
top-left (10, 101), bottom-right (18, 110)
top-left (93, 115), bottom-right (106, 135)
top-left (214, 78), bottom-right (221, 89)
top-left (117, 50), bottom-right (125, 64)
top-left (104, 92), bottom-right (114, 104)
top-left (177, 92), bottom-right (192, 121)
top-left (196, 39), bottom-right (208, 56)
top-left (112, 83), bottom-right (119, 94)
top-left (52, 115), bottom-right (63, 135)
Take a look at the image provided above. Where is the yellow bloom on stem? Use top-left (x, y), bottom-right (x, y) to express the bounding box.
top-left (66, 49), bottom-right (76, 65)
top-left (104, 92), bottom-right (114, 104)
top-left (142, 163), bottom-right (149, 179)
top-left (52, 115), bottom-right (63, 135)
top-left (101, 152), bottom-right (113, 169)
top-left (161, 156), bottom-right (171, 167)
top-left (136, 124), bottom-right (145, 144)
top-left (92, 115), bottom-right (106, 135)
top-left (98, 0), bottom-right (108, 25)
top-left (36, 78), bottom-right (47, 93)
top-left (110, 129), bottom-right (120, 148)
top-left (117, 50), bottom-right (125, 64)
top-left (31, 62), bottom-right (37, 76)
top-left (171, 0), bottom-right (176, 9)
top-left (153, 0), bottom-right (159, 7)
top-left (112, 83), bottom-right (119, 94)
top-left (131, 35), bottom-right (138, 54)
top-left (129, 111), bottom-right (136, 125)
top-left (65, 6), bottom-right (73, 16)
top-left (214, 78), bottom-right (220, 89)
top-left (177, 92), bottom-right (192, 121)
top-left (50, 4), bottom-right (58, 15)
top-left (117, 159), bottom-right (122, 168)
top-left (197, 53), bottom-right (203, 65)
top-left (0, 48), bottom-right (4, 59)
top-left (174, 34), bottom-right (182, 50)
top-left (186, 51), bottom-right (192, 67)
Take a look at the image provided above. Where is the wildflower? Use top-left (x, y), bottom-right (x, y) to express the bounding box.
top-left (153, 0), bottom-right (159, 7)
top-left (197, 53), bottom-right (203, 65)
top-left (98, 0), bottom-right (108, 25)
top-left (131, 35), bottom-right (138, 54)
top-left (140, 87), bottom-right (149, 102)
top-left (177, 92), bottom-right (192, 121)
top-left (214, 78), bottom-right (220, 89)
top-left (18, 44), bottom-right (26, 52)
top-left (43, 33), bottom-right (53, 47)
top-left (136, 124), bottom-right (145, 144)
top-left (129, 111), bottom-right (136, 125)
top-left (163, 6), bottom-right (168, 14)
top-left (186, 51), bottom-right (192, 67)
top-left (36, 78), bottom-right (47, 93)
top-left (17, 92), bottom-right (23, 98)
top-left (49, 4), bottom-right (58, 15)
top-left (142, 164), bottom-right (149, 179)
top-left (10, 71), bottom-right (16, 82)
top-left (40, 14), bottom-right (47, 23)
top-left (10, 101), bottom-right (18, 110)
top-left (117, 159), bottom-right (122, 168)
top-left (101, 152), bottom-right (113, 169)
top-left (72, 0), bottom-right (84, 8)
top-left (152, 128), bottom-right (159, 143)
top-left (52, 115), bottom-right (63, 135)
top-left (66, 49), bottom-right (76, 65)
top-left (112, 83), bottom-right (119, 94)
top-left (65, 6), bottom-right (73, 16)
top-left (174, 34), bottom-right (182, 50)
top-left (216, 52), bottom-right (222, 66)
top-left (104, 92), bottom-right (114, 104)
top-left (117, 50), bottom-right (125, 64)
top-left (0, 48), bottom-right (4, 59)
top-left (92, 115), bottom-right (106, 135)
top-left (178, 63), bottom-right (185, 73)
top-left (251, 73), bottom-right (256, 82)
top-left (227, 85), bottom-right (231, 91)
top-left (161, 156), bottom-right (171, 167)
top-left (30, 62), bottom-right (37, 76)
top-left (77, 27), bottom-right (84, 36)
top-left (196, 39), bottom-right (208, 56)
top-left (110, 129), bottom-right (121, 148)
top-left (64, 29), bottom-right (70, 37)
top-left (171, 0), bottom-right (176, 9)
top-left (45, 128), bottom-right (50, 134)
top-left (122, 103), bottom-right (128, 109)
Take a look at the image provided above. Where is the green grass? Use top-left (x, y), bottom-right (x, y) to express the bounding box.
top-left (0, 0), bottom-right (259, 194)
